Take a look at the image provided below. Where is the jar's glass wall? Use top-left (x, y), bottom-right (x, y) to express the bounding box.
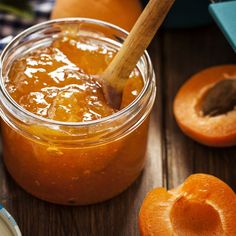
top-left (0, 19), bottom-right (156, 205)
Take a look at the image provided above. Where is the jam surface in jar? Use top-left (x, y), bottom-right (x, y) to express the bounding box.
top-left (6, 35), bottom-right (143, 121)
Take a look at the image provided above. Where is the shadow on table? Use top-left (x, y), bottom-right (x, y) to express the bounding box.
top-left (190, 143), bottom-right (236, 192)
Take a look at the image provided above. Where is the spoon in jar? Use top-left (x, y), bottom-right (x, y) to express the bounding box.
top-left (101, 0), bottom-right (175, 109)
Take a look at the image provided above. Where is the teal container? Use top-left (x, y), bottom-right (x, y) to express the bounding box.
top-left (142, 0), bottom-right (212, 28)
top-left (209, 0), bottom-right (236, 52)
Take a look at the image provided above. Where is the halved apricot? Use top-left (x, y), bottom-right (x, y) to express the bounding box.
top-left (173, 65), bottom-right (236, 147)
top-left (139, 174), bottom-right (236, 236)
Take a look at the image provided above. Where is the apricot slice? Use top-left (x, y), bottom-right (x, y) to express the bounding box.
top-left (139, 174), bottom-right (236, 236)
top-left (173, 65), bottom-right (236, 147)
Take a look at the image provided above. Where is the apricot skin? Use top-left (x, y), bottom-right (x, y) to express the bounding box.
top-left (51, 0), bottom-right (142, 31)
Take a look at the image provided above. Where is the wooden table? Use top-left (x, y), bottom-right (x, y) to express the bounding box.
top-left (1, 25), bottom-right (236, 236)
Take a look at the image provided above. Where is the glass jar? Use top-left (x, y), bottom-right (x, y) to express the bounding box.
top-left (0, 18), bottom-right (156, 205)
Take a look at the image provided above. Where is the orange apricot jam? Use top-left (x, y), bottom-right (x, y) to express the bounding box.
top-left (0, 20), bottom-right (155, 205)
top-left (6, 36), bottom-right (143, 122)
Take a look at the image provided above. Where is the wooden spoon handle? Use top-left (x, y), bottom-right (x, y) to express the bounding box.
top-left (103, 0), bottom-right (174, 91)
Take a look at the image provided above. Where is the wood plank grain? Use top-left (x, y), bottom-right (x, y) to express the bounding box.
top-left (162, 25), bottom-right (236, 190)
top-left (0, 37), bottom-right (163, 236)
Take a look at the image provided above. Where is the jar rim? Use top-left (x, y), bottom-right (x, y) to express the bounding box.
top-left (0, 18), bottom-right (154, 128)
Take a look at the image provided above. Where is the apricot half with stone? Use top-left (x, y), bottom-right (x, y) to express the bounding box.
top-left (174, 65), bottom-right (236, 147)
top-left (139, 173), bottom-right (236, 236)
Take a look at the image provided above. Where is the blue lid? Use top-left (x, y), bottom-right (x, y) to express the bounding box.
top-left (0, 205), bottom-right (22, 236)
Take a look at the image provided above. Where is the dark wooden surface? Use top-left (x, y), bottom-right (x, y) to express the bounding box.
top-left (1, 25), bottom-right (236, 236)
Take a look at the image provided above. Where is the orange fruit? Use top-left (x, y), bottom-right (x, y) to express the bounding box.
top-left (139, 174), bottom-right (236, 236)
top-left (51, 0), bottom-right (142, 31)
top-left (173, 65), bottom-right (236, 147)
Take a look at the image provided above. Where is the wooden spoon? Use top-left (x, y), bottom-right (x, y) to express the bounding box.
top-left (101, 0), bottom-right (175, 109)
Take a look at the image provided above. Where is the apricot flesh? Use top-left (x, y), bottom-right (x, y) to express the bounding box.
top-left (139, 174), bottom-right (236, 236)
top-left (173, 65), bottom-right (236, 147)
top-left (170, 197), bottom-right (223, 235)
